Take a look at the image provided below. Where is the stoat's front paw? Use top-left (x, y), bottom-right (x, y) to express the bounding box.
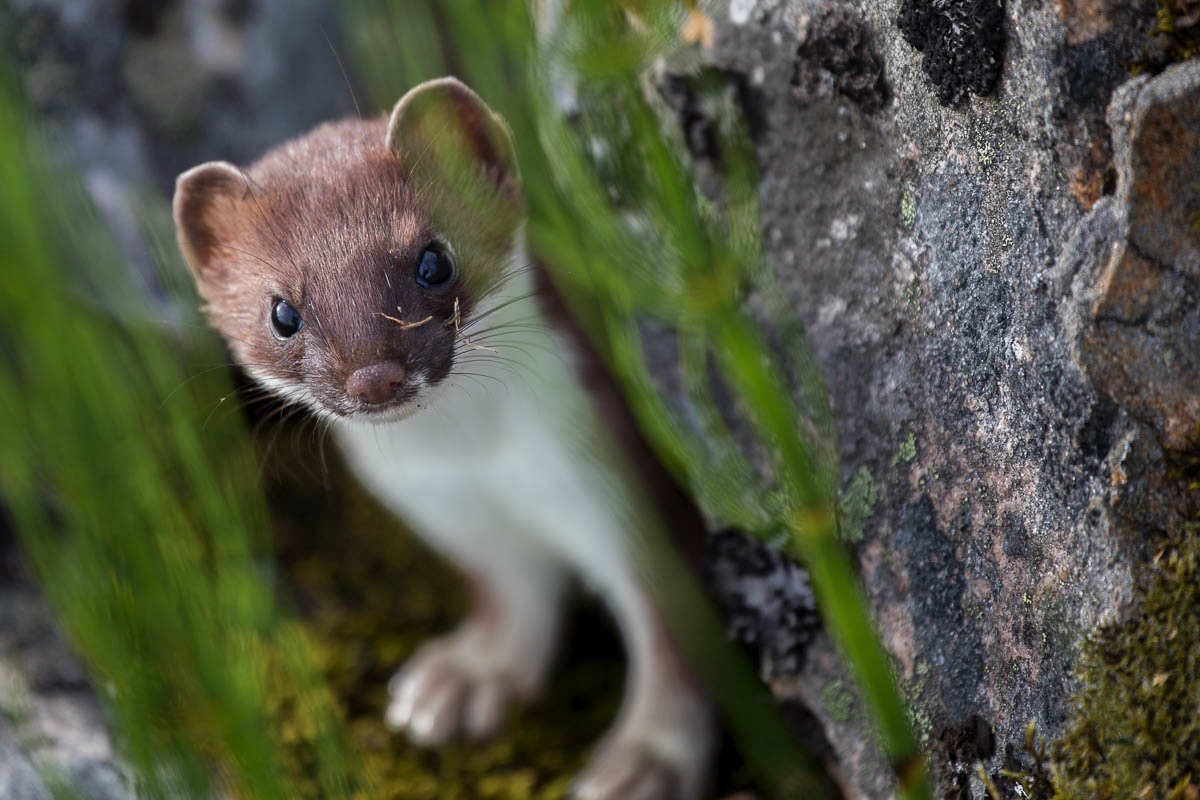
top-left (384, 634), bottom-right (542, 745)
top-left (571, 700), bottom-right (715, 800)
top-left (572, 742), bottom-right (685, 800)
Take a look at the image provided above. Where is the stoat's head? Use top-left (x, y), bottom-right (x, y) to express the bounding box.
top-left (174, 78), bottom-right (522, 422)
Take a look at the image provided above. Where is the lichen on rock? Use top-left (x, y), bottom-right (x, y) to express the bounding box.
top-left (792, 4), bottom-right (890, 113)
top-left (896, 0), bottom-right (1006, 106)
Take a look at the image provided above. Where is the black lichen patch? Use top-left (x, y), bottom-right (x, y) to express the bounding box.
top-left (792, 6), bottom-right (891, 114)
top-left (659, 66), bottom-right (767, 164)
top-left (895, 496), bottom-right (984, 724)
top-left (706, 529), bottom-right (820, 679)
top-left (897, 0), bottom-right (1006, 106)
top-left (932, 714), bottom-right (995, 800)
top-left (1049, 526), bottom-right (1200, 799)
top-left (1058, 37), bottom-right (1132, 115)
top-left (1076, 396), bottom-right (1120, 465)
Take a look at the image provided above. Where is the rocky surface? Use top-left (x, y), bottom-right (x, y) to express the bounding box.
top-left (0, 526), bottom-right (131, 800)
top-left (690, 1), bottom-right (1197, 797)
top-left (4, 0), bottom-right (1198, 799)
top-left (1069, 62), bottom-right (1200, 456)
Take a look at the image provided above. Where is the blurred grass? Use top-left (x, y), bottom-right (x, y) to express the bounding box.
top-left (0, 69), bottom-right (370, 799)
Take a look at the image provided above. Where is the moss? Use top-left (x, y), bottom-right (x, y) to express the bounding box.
top-left (891, 431), bottom-right (918, 467)
top-left (820, 680), bottom-right (854, 723)
top-left (972, 128), bottom-right (997, 169)
top-left (1139, 0), bottom-right (1200, 73)
top-left (1049, 525), bottom-right (1200, 800)
top-left (838, 466), bottom-right (879, 543)
top-left (900, 184), bottom-right (917, 228)
top-left (902, 276), bottom-right (922, 310)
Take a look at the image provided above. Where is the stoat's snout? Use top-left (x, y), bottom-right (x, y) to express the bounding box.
top-left (346, 360), bottom-right (409, 408)
top-left (341, 357), bottom-right (439, 423)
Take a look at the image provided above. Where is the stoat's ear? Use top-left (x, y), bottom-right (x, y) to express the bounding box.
top-left (173, 161), bottom-right (249, 282)
top-left (386, 77), bottom-right (520, 202)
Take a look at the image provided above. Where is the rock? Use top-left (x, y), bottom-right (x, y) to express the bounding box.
top-left (0, 729), bottom-right (52, 800)
top-left (0, 548), bottom-right (133, 800)
top-left (1069, 61), bottom-right (1200, 455)
top-left (695, 1), bottom-right (1195, 797)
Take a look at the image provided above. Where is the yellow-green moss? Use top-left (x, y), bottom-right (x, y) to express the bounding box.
top-left (1049, 525), bottom-right (1200, 800)
top-left (891, 431), bottom-right (918, 467)
top-left (838, 466), bottom-right (879, 543)
top-left (819, 680), bottom-right (853, 724)
top-left (1139, 1), bottom-right (1200, 72)
top-left (900, 184), bottom-right (917, 229)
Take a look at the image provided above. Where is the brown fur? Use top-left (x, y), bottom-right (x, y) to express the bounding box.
top-left (175, 113), bottom-right (517, 418)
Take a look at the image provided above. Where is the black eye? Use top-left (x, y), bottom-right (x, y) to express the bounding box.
top-left (270, 298), bottom-right (303, 339)
top-left (415, 244), bottom-right (454, 289)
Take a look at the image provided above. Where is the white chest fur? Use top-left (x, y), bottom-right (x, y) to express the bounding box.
top-left (332, 274), bottom-right (645, 596)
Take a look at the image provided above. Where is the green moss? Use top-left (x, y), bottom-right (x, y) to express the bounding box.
top-left (1049, 526), bottom-right (1200, 800)
top-left (900, 184), bottom-right (917, 228)
top-left (972, 128), bottom-right (997, 170)
top-left (820, 680), bottom-right (853, 723)
top-left (1138, 1), bottom-right (1200, 73)
top-left (838, 466), bottom-right (879, 543)
top-left (891, 431), bottom-right (918, 467)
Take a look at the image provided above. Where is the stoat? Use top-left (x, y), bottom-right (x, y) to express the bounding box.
top-left (174, 77), bottom-right (714, 800)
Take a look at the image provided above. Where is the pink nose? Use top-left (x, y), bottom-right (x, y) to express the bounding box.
top-left (346, 361), bottom-right (407, 406)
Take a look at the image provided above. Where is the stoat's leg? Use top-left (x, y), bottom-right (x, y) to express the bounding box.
top-left (573, 581), bottom-right (716, 800)
top-left (385, 540), bottom-right (568, 744)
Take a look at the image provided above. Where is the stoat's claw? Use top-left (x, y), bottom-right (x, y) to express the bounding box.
top-left (385, 637), bottom-right (529, 745)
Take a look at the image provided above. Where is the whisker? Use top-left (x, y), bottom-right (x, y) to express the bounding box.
top-left (322, 28), bottom-right (361, 117)
top-left (459, 291), bottom-right (539, 330)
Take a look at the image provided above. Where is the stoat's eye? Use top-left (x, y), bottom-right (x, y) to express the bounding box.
top-left (270, 298), bottom-right (303, 339)
top-left (415, 243), bottom-right (454, 289)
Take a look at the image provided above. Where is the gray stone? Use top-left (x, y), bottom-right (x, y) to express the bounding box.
top-left (1066, 61), bottom-right (1200, 454)
top-left (0, 562), bottom-right (133, 800)
top-left (691, 1), bottom-right (1195, 797)
top-left (0, 731), bottom-right (52, 800)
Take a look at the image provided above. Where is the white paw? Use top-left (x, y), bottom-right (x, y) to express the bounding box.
top-left (572, 743), bottom-right (685, 800)
top-left (571, 707), bottom-right (716, 800)
top-left (384, 635), bottom-right (540, 745)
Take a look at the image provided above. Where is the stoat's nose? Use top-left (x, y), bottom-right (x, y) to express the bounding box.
top-left (346, 361), bottom-right (407, 406)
